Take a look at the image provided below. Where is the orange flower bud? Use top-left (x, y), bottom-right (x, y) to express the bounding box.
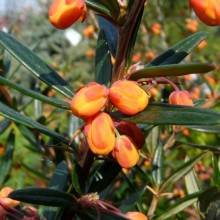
top-left (169, 90), bottom-right (193, 106)
top-left (126, 212), bottom-right (148, 220)
top-left (0, 187), bottom-right (20, 208)
top-left (189, 0), bottom-right (220, 26)
top-left (70, 82), bottom-right (109, 119)
top-left (49, 0), bottom-right (87, 29)
top-left (112, 135), bottom-right (139, 168)
top-left (84, 112), bottom-right (115, 155)
top-left (114, 120), bottom-right (145, 149)
top-left (109, 80), bottom-right (149, 115)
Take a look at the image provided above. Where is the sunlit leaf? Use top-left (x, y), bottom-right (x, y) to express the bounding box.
top-left (129, 63), bottom-right (214, 80)
top-left (160, 151), bottom-right (207, 192)
top-left (156, 192), bottom-right (201, 220)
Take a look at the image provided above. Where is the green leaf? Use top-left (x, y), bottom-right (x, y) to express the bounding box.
top-left (95, 30), bottom-right (112, 86)
top-left (176, 140), bottom-right (220, 152)
top-left (72, 160), bottom-right (85, 196)
top-left (198, 187), bottom-right (220, 220)
top-left (159, 151), bottom-right (207, 192)
top-left (188, 125), bottom-right (220, 134)
top-left (97, 16), bottom-right (118, 57)
top-left (0, 118), bottom-right (11, 134)
top-left (146, 126), bottom-right (160, 157)
top-left (212, 155), bottom-right (220, 188)
top-left (0, 101), bottom-right (69, 144)
top-left (111, 103), bottom-right (220, 125)
top-left (86, 0), bottom-right (111, 16)
top-left (0, 130), bottom-right (15, 187)
top-left (147, 32), bottom-right (208, 67)
top-left (0, 75), bottom-right (70, 110)
top-left (129, 63), bottom-right (214, 80)
top-left (152, 144), bottom-right (163, 186)
top-left (88, 161), bottom-right (121, 193)
top-left (42, 161), bottom-right (69, 220)
top-left (9, 188), bottom-right (77, 207)
top-left (156, 192), bottom-right (201, 220)
top-left (0, 31), bottom-right (74, 99)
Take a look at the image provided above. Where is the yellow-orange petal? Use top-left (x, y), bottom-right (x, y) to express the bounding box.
top-left (0, 187), bottom-right (20, 208)
top-left (169, 90), bottom-right (193, 106)
top-left (112, 135), bottom-right (139, 168)
top-left (49, 0), bottom-right (87, 29)
top-left (126, 211), bottom-right (148, 220)
top-left (189, 0), bottom-right (220, 26)
top-left (70, 82), bottom-right (109, 119)
top-left (109, 80), bottom-right (149, 115)
top-left (84, 112), bottom-right (115, 155)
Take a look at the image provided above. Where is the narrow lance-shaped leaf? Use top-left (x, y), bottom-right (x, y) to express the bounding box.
top-left (111, 103), bottom-right (220, 125)
top-left (0, 75), bottom-right (70, 110)
top-left (42, 161), bottom-right (69, 220)
top-left (159, 151), bottom-right (207, 193)
top-left (0, 130), bottom-right (15, 187)
top-left (0, 101), bottom-right (69, 144)
top-left (147, 31), bottom-right (208, 67)
top-left (0, 30), bottom-right (74, 99)
top-left (95, 30), bottom-right (112, 86)
top-left (188, 125), bottom-right (220, 134)
top-left (152, 144), bottom-right (163, 186)
top-left (86, 0), bottom-right (111, 16)
top-left (156, 192), bottom-right (201, 220)
top-left (129, 63), bottom-right (215, 80)
top-left (212, 155), bottom-right (220, 188)
top-left (9, 188), bottom-right (77, 207)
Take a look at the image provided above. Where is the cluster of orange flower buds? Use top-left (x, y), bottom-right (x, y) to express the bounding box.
top-left (189, 0), bottom-right (220, 26)
top-left (169, 90), bottom-right (193, 106)
top-left (70, 80), bottom-right (149, 168)
top-left (49, 0), bottom-right (87, 29)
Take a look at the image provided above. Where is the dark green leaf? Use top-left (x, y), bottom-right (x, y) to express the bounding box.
top-left (0, 130), bottom-right (15, 187)
top-left (147, 32), bottom-right (208, 67)
top-left (111, 103), bottom-right (220, 125)
top-left (86, 0), bottom-right (111, 16)
top-left (72, 160), bottom-right (85, 196)
top-left (42, 161), bottom-right (69, 220)
top-left (0, 101), bottom-right (69, 144)
top-left (156, 192), bottom-right (201, 220)
top-left (95, 30), bottom-right (112, 86)
top-left (129, 63), bottom-right (214, 80)
top-left (0, 118), bottom-right (11, 134)
top-left (0, 31), bottom-right (74, 99)
top-left (88, 161), bottom-right (121, 193)
top-left (152, 144), bottom-right (163, 186)
top-left (97, 16), bottom-right (118, 57)
top-left (198, 187), bottom-right (220, 220)
top-left (212, 155), bottom-right (220, 188)
top-left (146, 126), bottom-right (160, 157)
top-left (159, 151), bottom-right (207, 192)
top-left (9, 188), bottom-right (77, 207)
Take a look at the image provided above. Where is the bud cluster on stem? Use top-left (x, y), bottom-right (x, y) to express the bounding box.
top-left (70, 80), bottom-right (149, 168)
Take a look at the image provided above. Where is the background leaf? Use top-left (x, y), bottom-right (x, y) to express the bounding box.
top-left (0, 31), bottom-right (74, 99)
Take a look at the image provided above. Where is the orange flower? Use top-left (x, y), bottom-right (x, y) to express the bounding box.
top-left (49, 0), bottom-right (87, 29)
top-left (109, 80), bottom-right (149, 115)
top-left (84, 112), bottom-right (115, 155)
top-left (112, 135), bottom-right (139, 168)
top-left (114, 120), bottom-right (145, 149)
top-left (151, 22), bottom-right (161, 35)
top-left (169, 90), bottom-right (193, 106)
top-left (70, 82), bottom-right (109, 119)
top-left (189, 0), bottom-right (220, 26)
top-left (0, 187), bottom-right (20, 208)
top-left (126, 211), bottom-right (148, 220)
